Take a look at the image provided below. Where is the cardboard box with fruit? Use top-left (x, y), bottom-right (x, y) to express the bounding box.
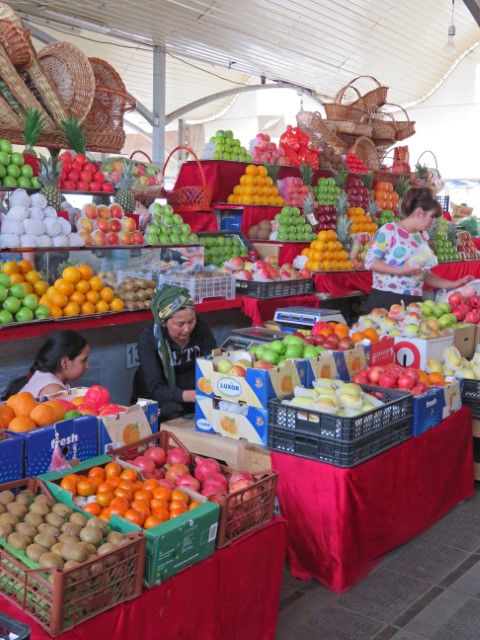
top-left (0, 434), bottom-right (24, 482)
top-left (195, 395), bottom-right (268, 445)
top-left (411, 380), bottom-right (462, 436)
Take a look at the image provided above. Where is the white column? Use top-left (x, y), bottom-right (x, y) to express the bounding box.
top-left (152, 46), bottom-right (166, 165)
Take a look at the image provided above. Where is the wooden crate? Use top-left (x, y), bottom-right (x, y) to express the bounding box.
top-left (160, 418), bottom-right (272, 473)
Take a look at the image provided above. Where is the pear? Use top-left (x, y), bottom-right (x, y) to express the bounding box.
top-left (455, 368), bottom-right (477, 380)
top-left (337, 393), bottom-right (362, 410)
top-left (426, 358), bottom-right (443, 374)
top-left (361, 401), bottom-right (375, 412)
top-left (443, 346), bottom-right (462, 370)
top-left (293, 387), bottom-right (317, 398)
top-left (339, 383), bottom-right (363, 397)
top-left (472, 365), bottom-right (480, 379)
top-left (443, 366), bottom-right (455, 376)
top-left (289, 396), bottom-right (315, 409)
top-left (312, 377), bottom-right (339, 390)
top-left (315, 395), bottom-right (341, 408)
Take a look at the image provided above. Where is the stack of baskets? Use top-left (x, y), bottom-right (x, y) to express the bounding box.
top-left (297, 75), bottom-right (415, 175)
top-left (0, 3), bottom-right (135, 153)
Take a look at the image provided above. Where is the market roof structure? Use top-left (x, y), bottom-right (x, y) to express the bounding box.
top-left (6, 1), bottom-right (480, 140)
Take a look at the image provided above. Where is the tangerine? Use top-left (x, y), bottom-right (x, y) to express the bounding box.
top-left (189, 501), bottom-right (201, 510)
top-left (83, 503), bottom-right (102, 516)
top-left (88, 466), bottom-right (106, 480)
top-left (2, 260), bottom-right (19, 275)
top-left (142, 478), bottom-right (159, 491)
top-left (29, 403), bottom-right (56, 427)
top-left (96, 491), bottom-right (114, 507)
top-left (428, 372), bottom-right (445, 385)
top-left (97, 481), bottom-right (115, 493)
top-left (7, 416), bottom-right (36, 432)
top-left (152, 486), bottom-right (171, 501)
top-left (24, 270), bottom-right (41, 284)
top-left (171, 488), bottom-right (190, 504)
top-left (151, 506), bottom-right (170, 522)
top-left (120, 468), bottom-right (138, 482)
top-left (33, 280), bottom-right (48, 296)
top-left (105, 461), bottom-right (122, 477)
top-left (352, 331), bottom-right (366, 343)
top-left (60, 477), bottom-right (77, 494)
top-left (17, 259), bottom-right (33, 274)
top-left (143, 515), bottom-right (162, 530)
top-left (114, 487), bottom-right (133, 502)
top-left (363, 328), bottom-right (379, 343)
top-left (9, 273), bottom-right (24, 284)
top-left (124, 508), bottom-right (145, 526)
top-left (76, 480), bottom-right (96, 497)
top-left (134, 489), bottom-right (153, 502)
top-left (78, 264), bottom-right (94, 280)
top-left (169, 499), bottom-right (188, 515)
top-left (62, 267), bottom-right (81, 284)
top-left (334, 324), bottom-right (350, 339)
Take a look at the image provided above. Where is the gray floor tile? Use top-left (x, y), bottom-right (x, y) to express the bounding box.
top-left (293, 603), bottom-right (384, 640)
top-left (333, 569), bottom-right (431, 623)
top-left (431, 598), bottom-right (480, 639)
top-left (404, 588), bottom-right (470, 637)
top-left (447, 555), bottom-right (480, 596)
top-left (389, 631), bottom-right (430, 639)
top-left (421, 511), bottom-right (480, 552)
top-left (277, 592), bottom-right (328, 632)
top-left (381, 538), bottom-right (468, 584)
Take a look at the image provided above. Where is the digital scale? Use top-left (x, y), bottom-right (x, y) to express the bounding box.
top-left (273, 306), bottom-right (346, 332)
top-left (220, 327), bottom-right (286, 351)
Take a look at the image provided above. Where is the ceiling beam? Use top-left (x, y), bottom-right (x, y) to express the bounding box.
top-left (464, 0), bottom-right (480, 26)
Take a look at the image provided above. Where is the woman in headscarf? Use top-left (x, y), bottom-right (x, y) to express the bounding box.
top-left (131, 284), bottom-right (216, 422)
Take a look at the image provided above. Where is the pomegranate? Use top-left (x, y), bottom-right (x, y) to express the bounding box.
top-left (165, 463), bottom-right (189, 484)
top-left (194, 456), bottom-right (221, 482)
top-left (144, 446), bottom-right (167, 467)
top-left (131, 455), bottom-right (156, 475)
top-left (166, 447), bottom-right (190, 466)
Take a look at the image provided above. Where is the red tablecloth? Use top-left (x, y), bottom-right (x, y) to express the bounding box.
top-left (180, 209), bottom-right (218, 232)
top-left (239, 293), bottom-right (319, 326)
top-left (0, 518), bottom-right (287, 640)
top-left (240, 205), bottom-right (282, 234)
top-left (314, 261), bottom-right (480, 297)
top-left (271, 407), bottom-right (474, 594)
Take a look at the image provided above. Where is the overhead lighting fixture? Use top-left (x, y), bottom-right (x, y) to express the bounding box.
top-left (37, 9), bottom-right (110, 34)
top-left (444, 0), bottom-right (457, 56)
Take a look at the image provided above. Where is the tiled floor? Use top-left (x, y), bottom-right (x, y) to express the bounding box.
top-left (276, 482), bottom-right (480, 639)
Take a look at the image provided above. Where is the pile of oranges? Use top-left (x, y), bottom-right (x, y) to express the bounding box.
top-left (374, 181), bottom-right (400, 211)
top-left (351, 328), bottom-right (380, 344)
top-left (1, 258), bottom-right (49, 297)
top-left (227, 165), bottom-right (284, 206)
top-left (59, 462), bottom-right (200, 529)
top-left (0, 391), bottom-right (66, 432)
top-left (39, 265), bottom-right (124, 318)
top-left (348, 207), bottom-right (377, 234)
top-left (302, 229), bottom-right (353, 272)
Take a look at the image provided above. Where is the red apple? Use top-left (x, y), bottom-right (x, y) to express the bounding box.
top-left (227, 365), bottom-right (247, 377)
top-left (352, 372), bottom-right (369, 385)
top-left (76, 181), bottom-right (90, 191)
top-left (83, 204), bottom-right (98, 220)
top-left (93, 171), bottom-right (105, 184)
top-left (448, 292), bottom-right (464, 307)
top-left (466, 311), bottom-right (480, 323)
top-left (67, 170), bottom-right (79, 183)
top-left (337, 337), bottom-right (354, 351)
top-left (253, 360), bottom-right (275, 370)
top-left (61, 180), bottom-right (76, 191)
top-left (404, 368), bottom-right (420, 384)
top-left (83, 162), bottom-right (97, 174)
top-left (119, 231), bottom-right (133, 245)
top-left (96, 218), bottom-right (110, 233)
top-left (92, 230), bottom-right (107, 245)
top-left (109, 203), bottom-right (124, 218)
top-left (131, 231), bottom-right (144, 245)
top-left (89, 182), bottom-right (102, 192)
top-left (109, 219), bottom-right (122, 232)
top-left (470, 295), bottom-right (480, 308)
top-left (106, 232), bottom-right (120, 245)
top-left (367, 366), bottom-right (384, 384)
top-left (79, 171), bottom-right (92, 183)
top-left (122, 217), bottom-right (137, 232)
top-left (101, 182), bottom-right (114, 192)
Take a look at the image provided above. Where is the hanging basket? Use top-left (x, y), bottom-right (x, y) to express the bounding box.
top-left (370, 111), bottom-right (396, 145)
top-left (373, 153), bottom-right (411, 187)
top-left (162, 145), bottom-right (213, 213)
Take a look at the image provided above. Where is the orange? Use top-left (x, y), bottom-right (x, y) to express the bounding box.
top-left (88, 466), bottom-right (106, 480)
top-left (142, 478), bottom-right (159, 491)
top-left (33, 280), bottom-right (48, 296)
top-left (417, 370), bottom-right (430, 386)
top-left (78, 264), bottom-right (93, 280)
top-left (152, 486), bottom-right (171, 501)
top-left (2, 260), bottom-right (19, 275)
top-left (143, 515), bottom-right (162, 530)
top-left (24, 270), bottom-right (41, 284)
top-left (83, 502), bottom-right (102, 516)
top-left (95, 300), bottom-right (109, 313)
top-left (171, 488), bottom-right (189, 505)
top-left (363, 328), bottom-right (379, 343)
top-left (29, 403), bottom-right (56, 427)
top-left (428, 372), bottom-right (445, 385)
top-left (80, 301), bottom-right (96, 315)
top-left (62, 266), bottom-right (81, 284)
top-left (333, 324), bottom-right (350, 339)
top-left (89, 276), bottom-right (103, 292)
top-left (124, 509), bottom-right (145, 526)
top-left (17, 259), bottom-right (33, 274)
top-left (76, 479), bottom-right (96, 497)
top-left (75, 279), bottom-right (91, 294)
top-left (134, 489), bottom-right (153, 502)
top-left (7, 392), bottom-right (38, 417)
top-left (318, 327), bottom-right (333, 337)
top-left (54, 279), bottom-right (74, 297)
top-left (43, 400), bottom-right (65, 422)
top-left (105, 461), bottom-right (122, 477)
top-left (352, 331), bottom-right (366, 343)
top-left (49, 291), bottom-right (68, 309)
top-left (99, 287), bottom-right (114, 303)
top-left (7, 416), bottom-right (36, 432)
top-left (9, 273), bottom-right (24, 284)
top-left (110, 298), bottom-right (124, 312)
top-left (96, 491), bottom-right (114, 508)
top-left (85, 290), bottom-right (99, 305)
top-left (71, 396), bottom-right (86, 406)
top-left (0, 404), bottom-right (15, 428)
top-left (69, 290), bottom-right (85, 307)
top-left (49, 304), bottom-right (63, 319)
top-left (60, 477), bottom-right (77, 494)
top-left (63, 301), bottom-right (80, 317)
top-left (245, 164), bottom-right (258, 175)
top-left (189, 501), bottom-right (202, 510)
top-left (120, 468), bottom-right (138, 482)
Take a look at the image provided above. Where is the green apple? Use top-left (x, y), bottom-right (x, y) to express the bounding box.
top-left (8, 283), bottom-right (25, 299)
top-left (10, 152), bottom-right (24, 166)
top-left (0, 164), bottom-right (6, 179)
top-left (269, 340), bottom-right (286, 354)
top-left (303, 345), bottom-right (319, 359)
top-left (0, 309), bottom-right (13, 324)
top-left (262, 350), bottom-right (280, 365)
top-left (64, 410), bottom-right (82, 420)
top-left (21, 163), bottom-right (33, 178)
top-left (0, 150), bottom-right (9, 166)
top-left (17, 176), bottom-right (32, 189)
top-left (0, 284), bottom-right (7, 302)
top-left (216, 358), bottom-right (233, 374)
top-left (0, 139), bottom-right (12, 153)
top-left (0, 273), bottom-right (10, 287)
top-left (6, 164), bottom-right (20, 178)
top-left (2, 176), bottom-right (17, 188)
top-left (22, 294), bottom-right (38, 310)
top-left (145, 233), bottom-right (159, 245)
top-left (15, 307), bottom-right (33, 323)
top-left (30, 176), bottom-right (41, 188)
top-left (285, 345), bottom-right (303, 358)
top-left (34, 304), bottom-right (50, 319)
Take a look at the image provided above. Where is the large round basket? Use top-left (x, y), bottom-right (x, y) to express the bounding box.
top-left (163, 145), bottom-right (212, 213)
top-left (348, 75), bottom-right (389, 112)
top-left (296, 109), bottom-right (348, 152)
top-left (348, 136), bottom-right (380, 170)
top-left (39, 42), bottom-right (95, 124)
top-left (385, 103), bottom-right (416, 141)
top-left (324, 85), bottom-right (366, 122)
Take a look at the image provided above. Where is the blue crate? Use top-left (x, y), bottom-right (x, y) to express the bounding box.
top-left (220, 211), bottom-right (243, 231)
top-left (0, 435), bottom-right (24, 482)
top-left (411, 380), bottom-right (463, 436)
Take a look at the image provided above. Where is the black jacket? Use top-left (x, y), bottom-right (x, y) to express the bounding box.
top-left (132, 316), bottom-right (216, 422)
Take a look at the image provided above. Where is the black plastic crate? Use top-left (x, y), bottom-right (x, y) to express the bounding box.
top-left (236, 277), bottom-right (313, 299)
top-left (268, 420), bottom-right (411, 467)
top-left (460, 379), bottom-right (480, 418)
top-left (0, 612), bottom-right (31, 639)
top-left (268, 384), bottom-right (412, 441)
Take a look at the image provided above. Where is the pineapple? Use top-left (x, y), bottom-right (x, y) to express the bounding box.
top-left (299, 162), bottom-right (313, 187)
top-left (23, 108), bottom-right (45, 155)
top-left (395, 175), bottom-right (411, 199)
top-left (93, 194), bottom-right (111, 206)
top-left (359, 172), bottom-right (374, 191)
top-left (264, 158), bottom-right (280, 183)
top-left (60, 117), bottom-right (86, 155)
top-left (332, 167), bottom-right (348, 189)
top-left (114, 160), bottom-right (135, 213)
top-left (447, 221), bottom-right (457, 246)
top-left (302, 192), bottom-right (317, 227)
top-left (38, 154), bottom-right (62, 210)
top-left (336, 214), bottom-right (352, 251)
top-left (337, 192), bottom-right (349, 216)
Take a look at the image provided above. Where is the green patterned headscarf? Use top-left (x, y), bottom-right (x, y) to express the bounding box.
top-left (151, 285), bottom-right (195, 386)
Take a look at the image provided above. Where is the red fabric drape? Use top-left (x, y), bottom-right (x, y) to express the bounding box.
top-left (0, 518), bottom-right (287, 640)
top-left (240, 206), bottom-right (282, 234)
top-left (271, 407), bottom-right (474, 594)
top-left (239, 293), bottom-right (319, 326)
top-left (179, 210), bottom-right (218, 232)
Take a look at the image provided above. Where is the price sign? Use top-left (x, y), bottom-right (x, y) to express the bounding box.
top-left (126, 342), bottom-right (139, 369)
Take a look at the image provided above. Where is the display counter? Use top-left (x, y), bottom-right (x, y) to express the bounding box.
top-left (238, 293), bottom-right (319, 326)
top-left (0, 518), bottom-right (287, 640)
top-left (271, 406), bottom-right (474, 594)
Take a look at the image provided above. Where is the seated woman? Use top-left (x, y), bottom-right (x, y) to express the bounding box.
top-left (131, 285), bottom-right (216, 422)
top-left (2, 329), bottom-right (90, 399)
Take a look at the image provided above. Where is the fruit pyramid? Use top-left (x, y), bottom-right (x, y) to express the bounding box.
top-left (348, 207), bottom-right (377, 234)
top-left (227, 164), bottom-right (284, 206)
top-left (302, 229), bottom-right (352, 272)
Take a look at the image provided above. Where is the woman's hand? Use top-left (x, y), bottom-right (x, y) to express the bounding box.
top-left (398, 264), bottom-right (423, 277)
top-left (448, 275), bottom-right (475, 289)
top-left (182, 390), bottom-right (196, 403)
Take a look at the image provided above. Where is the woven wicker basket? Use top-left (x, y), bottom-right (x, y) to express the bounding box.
top-left (0, 19), bottom-right (31, 68)
top-left (324, 85), bottom-right (366, 122)
top-left (348, 75), bottom-right (389, 112)
top-left (86, 57), bottom-right (135, 130)
top-left (373, 154), bottom-right (411, 186)
top-left (385, 103), bottom-right (416, 141)
top-left (370, 111), bottom-right (396, 145)
top-left (163, 145), bottom-right (212, 212)
top-left (349, 136), bottom-right (380, 170)
top-left (129, 149), bottom-right (164, 197)
top-left (39, 42), bottom-right (95, 124)
top-left (324, 116), bottom-right (373, 138)
top-left (296, 109), bottom-right (347, 151)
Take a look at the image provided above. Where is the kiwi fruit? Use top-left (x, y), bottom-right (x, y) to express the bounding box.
top-left (14, 493), bottom-right (31, 506)
top-left (61, 521), bottom-right (83, 537)
top-left (80, 526), bottom-right (103, 546)
top-left (0, 503), bottom-right (5, 515)
top-left (37, 523), bottom-right (60, 538)
top-left (45, 512), bottom-right (65, 529)
top-left (7, 502), bottom-right (28, 518)
top-left (78, 542), bottom-right (97, 555)
top-left (0, 490), bottom-right (14, 505)
top-left (34, 494), bottom-right (51, 505)
top-left (24, 512), bottom-right (44, 528)
top-left (0, 513), bottom-right (19, 527)
top-left (106, 531), bottom-right (125, 546)
top-left (69, 512), bottom-right (88, 527)
top-left (52, 503), bottom-right (72, 518)
top-left (61, 543), bottom-right (88, 563)
top-left (51, 542), bottom-right (65, 556)
top-left (34, 533), bottom-right (57, 549)
top-left (8, 532), bottom-right (32, 550)
top-left (64, 560), bottom-right (80, 571)
top-left (87, 517), bottom-right (108, 535)
top-left (29, 501), bottom-right (50, 517)
top-left (39, 552), bottom-right (64, 569)
top-left (58, 533), bottom-right (79, 545)
top-left (26, 543), bottom-right (48, 563)
top-left (0, 523), bottom-right (13, 537)
top-left (248, 225), bottom-right (258, 239)
top-left (15, 522), bottom-right (37, 538)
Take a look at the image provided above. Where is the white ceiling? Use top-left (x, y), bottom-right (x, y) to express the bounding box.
top-left (5, 0), bottom-right (480, 136)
